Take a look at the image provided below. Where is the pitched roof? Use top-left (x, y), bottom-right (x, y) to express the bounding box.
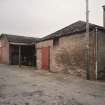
top-left (0, 34), bottom-right (39, 44)
top-left (40, 20), bottom-right (105, 41)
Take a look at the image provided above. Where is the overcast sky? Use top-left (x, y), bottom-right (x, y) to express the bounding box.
top-left (0, 0), bottom-right (105, 37)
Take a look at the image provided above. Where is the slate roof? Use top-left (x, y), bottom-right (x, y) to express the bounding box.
top-left (40, 20), bottom-right (105, 41)
top-left (0, 34), bottom-right (39, 44)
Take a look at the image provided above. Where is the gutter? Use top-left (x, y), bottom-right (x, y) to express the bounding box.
top-left (9, 42), bottom-right (35, 46)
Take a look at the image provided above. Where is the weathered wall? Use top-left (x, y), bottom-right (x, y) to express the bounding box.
top-left (0, 42), bottom-right (2, 63)
top-left (36, 32), bottom-right (89, 79)
top-left (89, 30), bottom-right (97, 80)
top-left (0, 37), bottom-right (9, 64)
top-left (97, 29), bottom-right (105, 79)
top-left (36, 40), bottom-right (53, 70)
top-left (55, 33), bottom-right (87, 78)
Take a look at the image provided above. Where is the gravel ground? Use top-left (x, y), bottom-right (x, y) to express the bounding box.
top-left (0, 64), bottom-right (105, 105)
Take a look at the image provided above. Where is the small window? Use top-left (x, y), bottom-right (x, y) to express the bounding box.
top-left (53, 37), bottom-right (59, 47)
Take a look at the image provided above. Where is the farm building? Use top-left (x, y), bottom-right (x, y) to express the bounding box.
top-left (36, 20), bottom-right (105, 80)
top-left (0, 6), bottom-right (105, 80)
top-left (0, 34), bottom-right (38, 66)
top-left (36, 5), bottom-right (105, 80)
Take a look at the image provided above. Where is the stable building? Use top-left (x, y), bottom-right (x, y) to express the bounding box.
top-left (0, 34), bottom-right (38, 66)
top-left (36, 20), bottom-right (105, 80)
top-left (36, 6), bottom-right (105, 80)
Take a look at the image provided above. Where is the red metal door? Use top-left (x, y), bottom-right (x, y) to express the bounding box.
top-left (41, 47), bottom-right (49, 70)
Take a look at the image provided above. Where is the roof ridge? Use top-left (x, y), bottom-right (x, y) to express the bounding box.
top-left (1, 33), bottom-right (37, 39)
top-left (0, 33), bottom-right (39, 44)
top-left (39, 20), bottom-right (105, 41)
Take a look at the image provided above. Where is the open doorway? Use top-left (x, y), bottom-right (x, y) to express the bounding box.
top-left (9, 45), bottom-right (36, 66)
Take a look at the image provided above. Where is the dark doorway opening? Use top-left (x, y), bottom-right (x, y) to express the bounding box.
top-left (9, 45), bottom-right (36, 66)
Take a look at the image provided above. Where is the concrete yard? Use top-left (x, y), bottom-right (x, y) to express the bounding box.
top-left (0, 64), bottom-right (105, 105)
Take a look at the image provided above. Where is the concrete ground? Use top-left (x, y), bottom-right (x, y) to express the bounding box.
top-left (0, 65), bottom-right (105, 105)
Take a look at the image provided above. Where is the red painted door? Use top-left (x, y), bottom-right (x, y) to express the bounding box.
top-left (41, 47), bottom-right (49, 70)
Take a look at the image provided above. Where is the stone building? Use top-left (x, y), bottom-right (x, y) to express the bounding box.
top-left (36, 20), bottom-right (105, 80)
top-left (0, 34), bottom-right (38, 66)
top-left (0, 5), bottom-right (105, 80)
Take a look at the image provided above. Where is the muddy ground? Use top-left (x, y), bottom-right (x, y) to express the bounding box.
top-left (0, 64), bottom-right (105, 105)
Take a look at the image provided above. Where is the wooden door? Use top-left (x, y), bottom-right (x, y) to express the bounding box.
top-left (41, 47), bottom-right (49, 70)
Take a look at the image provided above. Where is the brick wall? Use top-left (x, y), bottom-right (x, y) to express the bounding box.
top-left (0, 37), bottom-right (9, 64)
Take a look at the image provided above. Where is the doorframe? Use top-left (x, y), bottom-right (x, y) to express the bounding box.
top-left (42, 46), bottom-right (50, 71)
top-left (36, 46), bottom-right (51, 71)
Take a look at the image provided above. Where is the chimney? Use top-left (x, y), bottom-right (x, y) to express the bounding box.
top-left (102, 5), bottom-right (105, 27)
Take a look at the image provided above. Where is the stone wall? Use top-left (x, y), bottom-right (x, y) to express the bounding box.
top-left (37, 32), bottom-right (89, 78)
top-left (56, 33), bottom-right (87, 78)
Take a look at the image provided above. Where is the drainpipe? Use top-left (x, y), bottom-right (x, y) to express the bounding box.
top-left (19, 46), bottom-right (21, 67)
top-left (95, 27), bottom-right (98, 80)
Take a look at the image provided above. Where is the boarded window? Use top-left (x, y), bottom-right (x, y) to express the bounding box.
top-left (53, 38), bottom-right (59, 47)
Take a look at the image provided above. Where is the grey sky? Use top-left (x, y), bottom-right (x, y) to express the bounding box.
top-left (0, 0), bottom-right (105, 37)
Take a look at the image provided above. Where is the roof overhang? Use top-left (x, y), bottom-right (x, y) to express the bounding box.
top-left (9, 42), bottom-right (35, 46)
